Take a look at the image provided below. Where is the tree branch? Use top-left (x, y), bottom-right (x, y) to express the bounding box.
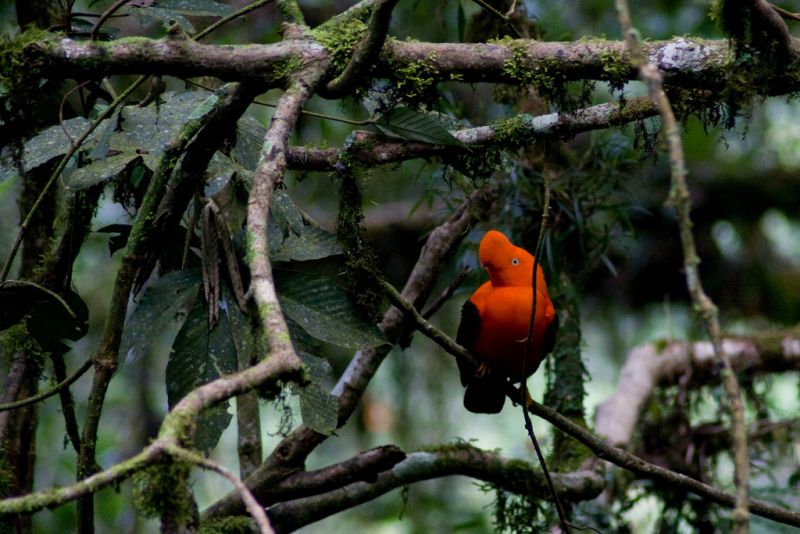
top-left (265, 445), bottom-right (604, 532)
top-left (204, 187), bottom-right (495, 519)
top-left (285, 96), bottom-right (660, 171)
top-left (322, 0), bottom-right (399, 97)
top-left (0, 357), bottom-right (91, 412)
top-left (28, 36), bottom-right (799, 94)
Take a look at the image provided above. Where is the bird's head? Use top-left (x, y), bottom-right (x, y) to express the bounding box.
top-left (478, 230), bottom-right (535, 287)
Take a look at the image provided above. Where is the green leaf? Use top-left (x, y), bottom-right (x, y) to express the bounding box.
top-left (120, 269), bottom-right (200, 362)
top-left (157, 0), bottom-right (234, 16)
top-left (275, 270), bottom-right (385, 349)
top-left (166, 283), bottom-right (238, 454)
top-left (270, 188), bottom-right (304, 240)
top-left (67, 153), bottom-right (142, 190)
top-left (232, 116), bottom-right (266, 170)
top-left (21, 117), bottom-right (96, 171)
top-left (374, 107), bottom-right (466, 147)
top-left (294, 353), bottom-right (338, 435)
top-left (112, 90), bottom-right (211, 159)
top-left (269, 222), bottom-right (342, 262)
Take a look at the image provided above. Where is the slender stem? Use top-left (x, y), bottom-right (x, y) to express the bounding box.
top-left (614, 1), bottom-right (750, 531)
top-left (193, 0), bottom-right (276, 41)
top-left (0, 358), bottom-right (92, 412)
top-left (165, 445), bottom-right (274, 534)
top-left (90, 0), bottom-right (131, 40)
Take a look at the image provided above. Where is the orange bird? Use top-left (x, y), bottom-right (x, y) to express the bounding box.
top-left (456, 230), bottom-right (558, 413)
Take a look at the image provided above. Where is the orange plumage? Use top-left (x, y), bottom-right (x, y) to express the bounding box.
top-left (456, 230), bottom-right (558, 413)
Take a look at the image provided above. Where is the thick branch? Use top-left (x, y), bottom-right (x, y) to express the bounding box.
top-left (27, 36), bottom-right (800, 95)
top-left (266, 445), bottom-right (604, 532)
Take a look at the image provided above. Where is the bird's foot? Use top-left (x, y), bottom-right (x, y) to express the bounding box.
top-left (475, 362), bottom-right (491, 379)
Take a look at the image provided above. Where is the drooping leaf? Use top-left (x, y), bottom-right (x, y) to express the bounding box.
top-left (374, 107), bottom-right (466, 147)
top-left (275, 270), bottom-right (385, 349)
top-left (67, 153), bottom-right (142, 190)
top-left (112, 90), bottom-right (211, 159)
top-left (120, 269), bottom-right (200, 362)
top-left (89, 106), bottom-right (122, 160)
top-left (294, 353), bottom-right (338, 435)
top-left (133, 6), bottom-right (196, 32)
top-left (166, 282), bottom-right (238, 453)
top-left (232, 116), bottom-right (266, 170)
top-left (457, 1), bottom-right (466, 43)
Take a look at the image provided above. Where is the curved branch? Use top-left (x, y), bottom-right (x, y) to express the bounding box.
top-left (615, 0), bottom-right (750, 529)
top-left (323, 0), bottom-right (399, 97)
top-left (595, 331), bottom-right (800, 447)
top-left (0, 357), bottom-right (91, 412)
top-left (165, 445), bottom-right (274, 534)
top-left (265, 445), bottom-right (604, 532)
top-left (244, 68), bottom-right (325, 407)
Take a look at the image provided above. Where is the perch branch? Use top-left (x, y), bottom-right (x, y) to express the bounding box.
top-left (382, 283), bottom-right (800, 529)
top-left (265, 445), bottom-right (604, 532)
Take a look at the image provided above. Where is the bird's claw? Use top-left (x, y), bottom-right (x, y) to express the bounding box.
top-left (475, 362), bottom-right (491, 379)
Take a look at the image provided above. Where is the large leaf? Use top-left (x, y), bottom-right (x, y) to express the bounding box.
top-left (271, 188), bottom-right (304, 240)
top-left (166, 285), bottom-right (238, 454)
top-left (269, 222), bottom-right (342, 262)
top-left (275, 270), bottom-right (385, 349)
top-left (114, 91), bottom-right (210, 159)
top-left (373, 107), bottom-right (466, 147)
top-left (294, 353), bottom-right (338, 435)
top-left (120, 269), bottom-right (200, 362)
top-left (9, 117), bottom-right (95, 172)
top-left (67, 153), bottom-right (142, 190)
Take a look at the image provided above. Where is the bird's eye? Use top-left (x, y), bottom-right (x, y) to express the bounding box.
top-left (511, 258), bottom-right (519, 265)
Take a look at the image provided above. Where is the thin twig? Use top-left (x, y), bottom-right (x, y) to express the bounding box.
top-left (0, 75), bottom-right (148, 283)
top-left (519, 168), bottom-right (570, 531)
top-left (165, 445), bottom-right (274, 534)
top-left (771, 3), bottom-right (800, 22)
top-left (614, 0), bottom-right (750, 531)
top-left (420, 266), bottom-right (471, 319)
top-left (323, 0), bottom-right (399, 97)
top-left (0, 358), bottom-right (92, 412)
top-left (90, 0), bottom-right (131, 40)
top-left (193, 0), bottom-right (276, 41)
